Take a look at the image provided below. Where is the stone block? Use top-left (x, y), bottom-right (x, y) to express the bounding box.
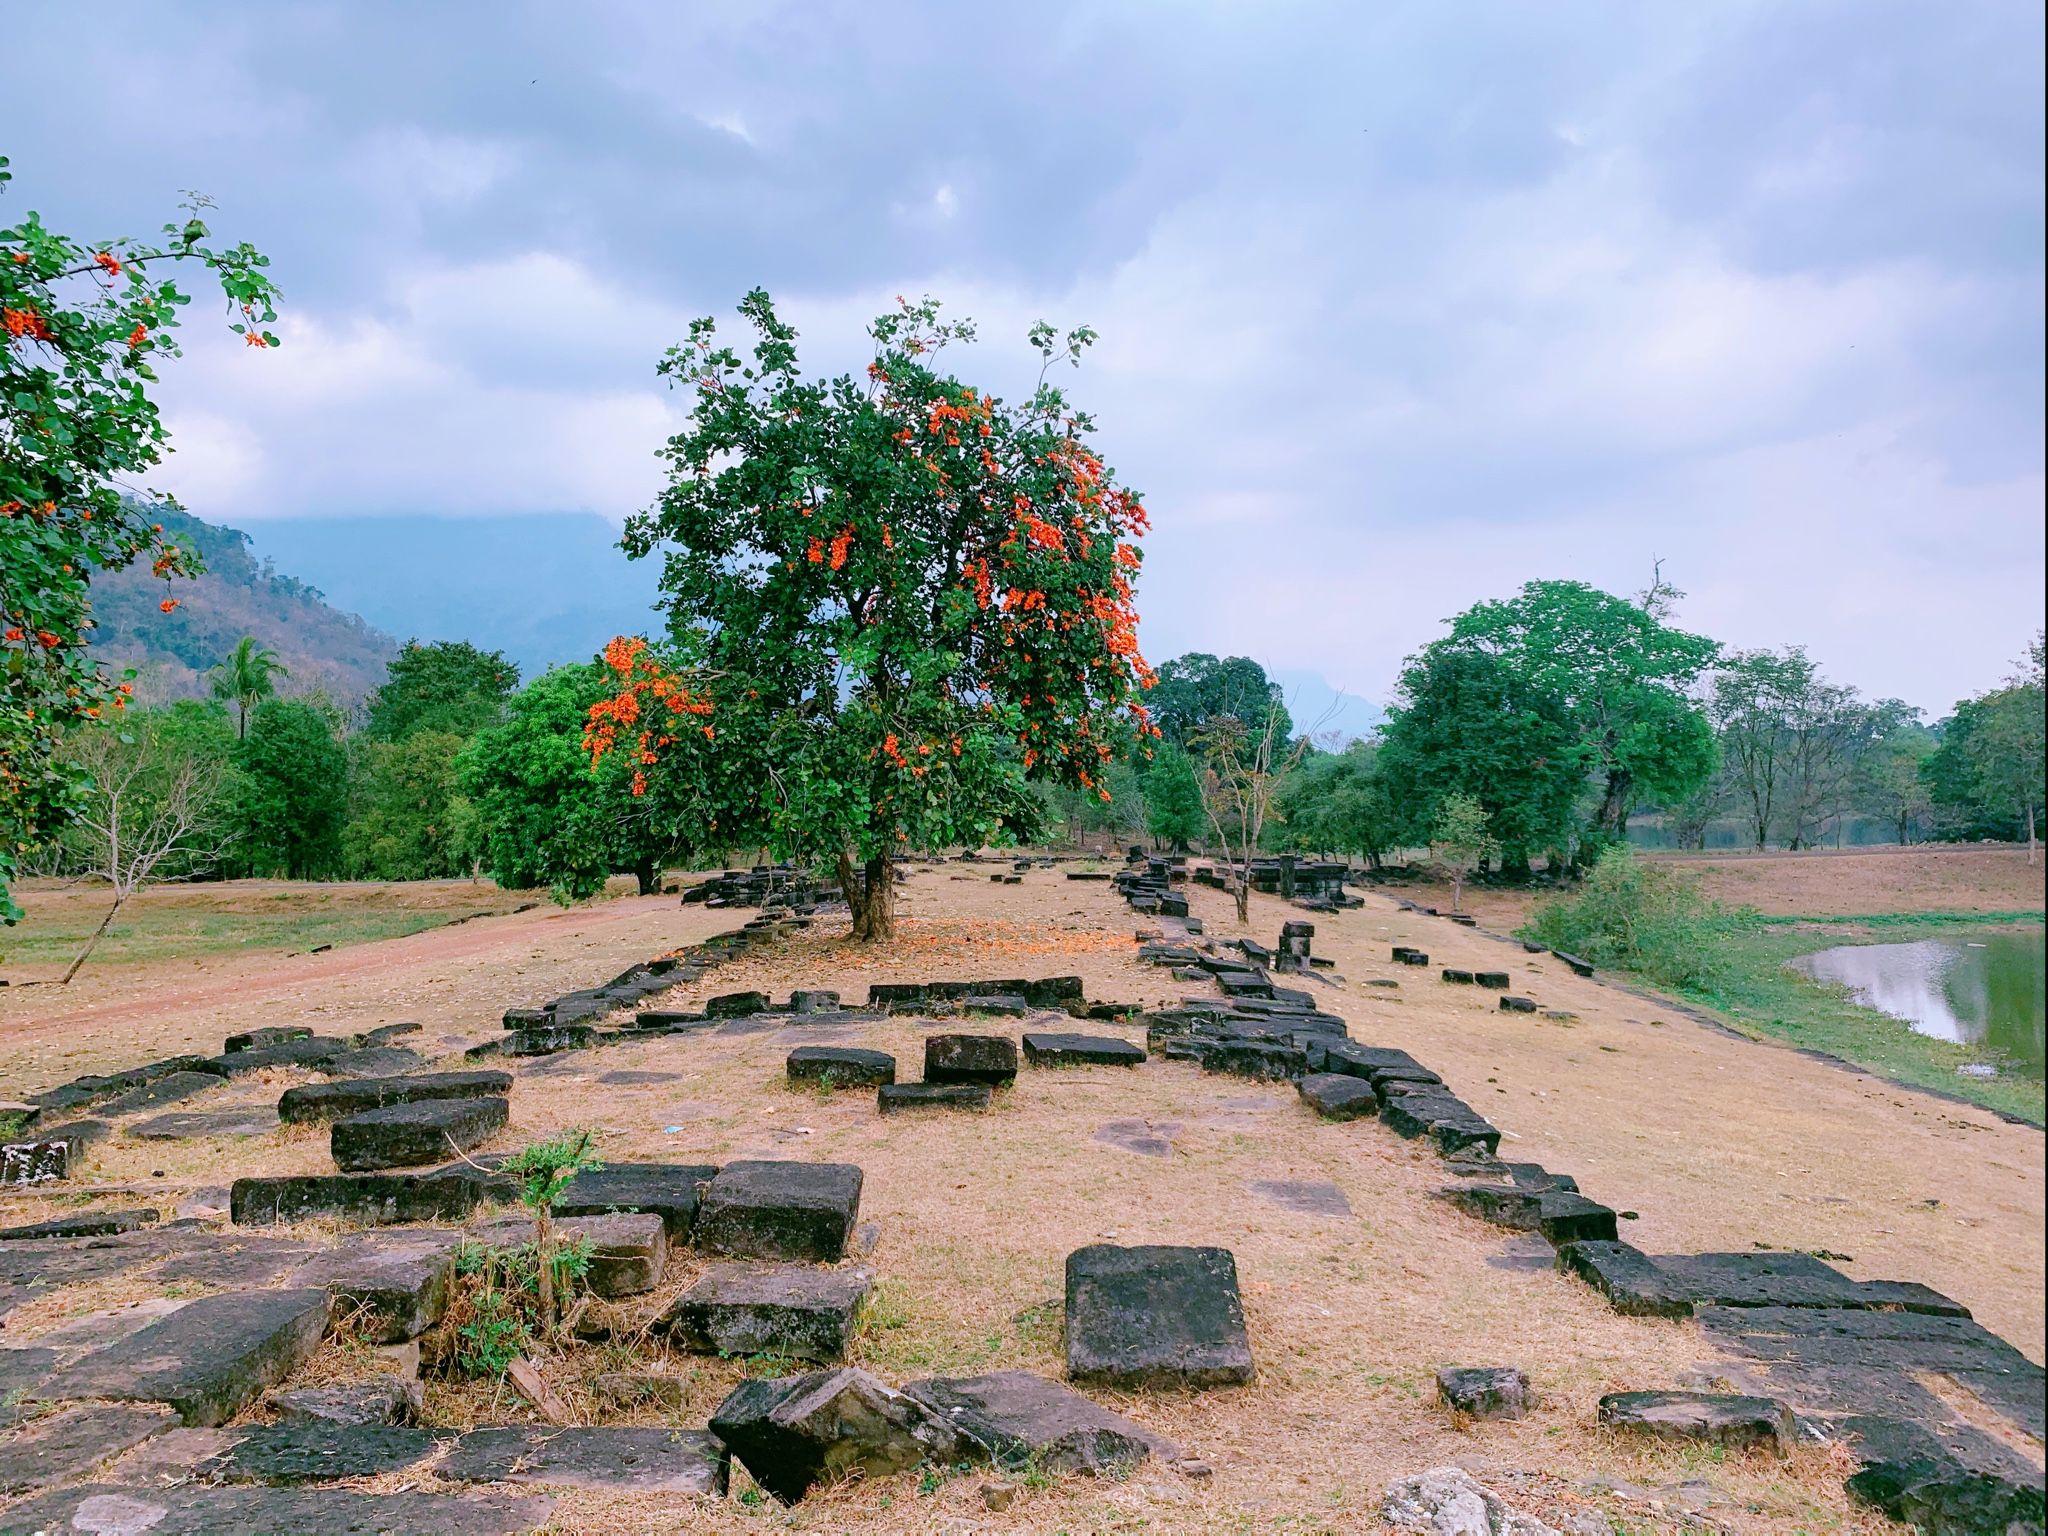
top-left (903, 1370), bottom-right (1177, 1473)
top-left (504, 1024), bottom-right (593, 1055)
top-left (1536, 1193), bottom-right (1619, 1245)
top-left (1200, 1039), bottom-right (1307, 1081)
top-left (287, 1230), bottom-right (461, 1342)
top-left (230, 1171), bottom-right (490, 1227)
top-left (1555, 1240), bottom-right (1693, 1317)
top-left (1021, 1033), bottom-right (1145, 1068)
top-left (1649, 1250), bottom-right (1869, 1310)
top-left (787, 1046), bottom-right (896, 1087)
top-left (1598, 1390), bottom-right (1793, 1454)
top-left (502, 1008), bottom-right (550, 1030)
top-left (561, 1212), bottom-right (666, 1297)
top-left (708, 990), bottom-right (771, 1018)
top-left (879, 1083), bottom-right (992, 1113)
top-left (1064, 1244), bottom-right (1254, 1390)
top-left (1320, 1042), bottom-right (1434, 1083)
top-left (695, 1161), bottom-right (864, 1264)
top-left (1297, 1074), bottom-right (1378, 1119)
top-left (225, 1026), bottom-right (315, 1053)
top-left (201, 1423), bottom-right (443, 1484)
top-left (0, 1403), bottom-right (174, 1493)
top-left (1844, 1435), bottom-right (2047, 1534)
top-left (1474, 971), bottom-right (1510, 989)
top-left (0, 1484), bottom-right (554, 1534)
top-left (271, 1378), bottom-right (420, 1426)
top-left (710, 1367), bottom-right (959, 1503)
top-left (1554, 952), bottom-right (1595, 976)
top-left (126, 1107), bottom-right (280, 1141)
top-left (790, 989), bottom-right (842, 1013)
top-left (0, 1208), bottom-right (155, 1241)
top-left (1436, 1366), bottom-right (1529, 1420)
top-left (1023, 976), bottom-right (1086, 1009)
top-left (97, 1072), bottom-right (223, 1117)
top-left (206, 1037), bottom-right (351, 1076)
top-left (1440, 969), bottom-right (1475, 984)
top-left (555, 1163), bottom-right (718, 1241)
top-left (1499, 995), bottom-right (1539, 1013)
top-left (963, 993), bottom-right (1028, 1016)
top-left (441, 1425), bottom-right (728, 1494)
top-left (0, 1140), bottom-right (69, 1185)
top-left (924, 1034), bottom-right (1019, 1086)
top-left (36, 1289), bottom-right (332, 1426)
top-left (329, 1096), bottom-right (508, 1171)
top-left (278, 1070), bottom-right (512, 1124)
top-left (660, 1263), bottom-right (872, 1361)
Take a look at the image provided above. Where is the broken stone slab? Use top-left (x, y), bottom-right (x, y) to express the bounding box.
top-left (0, 1485), bottom-right (554, 1535)
top-left (278, 1069), bottom-right (513, 1124)
top-left (97, 1072), bottom-right (224, 1117)
top-left (126, 1106), bottom-right (280, 1141)
top-left (878, 1083), bottom-right (992, 1113)
top-left (231, 1170), bottom-right (492, 1227)
top-left (1499, 995), bottom-right (1539, 1013)
top-left (0, 1208), bottom-right (155, 1241)
top-left (1598, 1390), bottom-right (1793, 1454)
top-left (155, 1235), bottom-right (311, 1288)
top-left (555, 1163), bottom-right (718, 1241)
top-left (0, 1140), bottom-right (70, 1185)
top-left (34, 1288), bottom-right (332, 1426)
top-left (271, 1377), bottom-right (420, 1426)
top-left (225, 1026), bottom-right (315, 1053)
top-left (287, 1230), bottom-right (461, 1342)
top-left (1319, 1041), bottom-right (1436, 1084)
top-left (1382, 1466), bottom-right (1558, 1536)
top-left (903, 1370), bottom-right (1178, 1474)
top-left (1065, 1244), bottom-right (1254, 1390)
top-left (1023, 976), bottom-right (1086, 1009)
top-left (1298, 1073), bottom-right (1378, 1119)
top-left (330, 1095), bottom-right (508, 1171)
top-left (1648, 1251), bottom-right (1872, 1310)
top-left (0, 1403), bottom-right (175, 1493)
top-left (1554, 1241), bottom-right (1694, 1318)
top-left (659, 1263), bottom-right (873, 1361)
top-left (1021, 1033), bottom-right (1145, 1068)
top-left (787, 1046), bottom-right (897, 1087)
top-left (200, 1423), bottom-right (445, 1484)
top-left (5, 1299), bottom-right (190, 1363)
top-left (205, 1037), bottom-right (352, 1076)
top-left (1437, 1367), bottom-right (1530, 1420)
top-left (963, 993), bottom-right (1029, 1016)
top-left (923, 1033), bottom-right (1020, 1086)
top-left (440, 1425), bottom-right (728, 1494)
top-left (1093, 1119), bottom-right (1178, 1156)
top-left (1441, 1185), bottom-right (1617, 1244)
top-left (695, 1161), bottom-right (864, 1264)
top-left (320, 1044), bottom-right (433, 1077)
top-left (1836, 1417), bottom-right (2048, 1534)
top-left (1380, 1093), bottom-right (1501, 1155)
top-left (1441, 969), bottom-right (1476, 984)
top-left (710, 1367), bottom-right (959, 1503)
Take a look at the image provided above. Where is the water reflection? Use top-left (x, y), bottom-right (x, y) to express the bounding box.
top-left (1789, 931), bottom-right (2045, 1078)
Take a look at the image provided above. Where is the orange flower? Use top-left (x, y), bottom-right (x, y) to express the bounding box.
top-left (244, 332), bottom-right (271, 348)
top-left (4, 307), bottom-right (51, 340)
top-left (807, 538), bottom-right (824, 563)
top-left (127, 323), bottom-right (147, 348)
top-left (93, 251), bottom-right (123, 276)
top-left (829, 526), bottom-right (853, 570)
top-left (159, 598), bottom-right (179, 613)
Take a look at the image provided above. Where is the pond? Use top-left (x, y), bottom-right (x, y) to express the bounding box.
top-left (1789, 930), bottom-right (2046, 1078)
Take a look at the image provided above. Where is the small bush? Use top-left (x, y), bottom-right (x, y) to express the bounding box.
top-left (441, 1235), bottom-right (593, 1378)
top-left (1521, 846), bottom-right (1755, 991)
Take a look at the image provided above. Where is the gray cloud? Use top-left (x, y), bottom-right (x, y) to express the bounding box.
top-left (8, 0), bottom-right (2040, 714)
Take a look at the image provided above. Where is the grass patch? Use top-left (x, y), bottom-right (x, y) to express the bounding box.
top-left (1672, 914), bottom-right (2041, 1126)
top-left (1753, 909), bottom-right (2045, 928)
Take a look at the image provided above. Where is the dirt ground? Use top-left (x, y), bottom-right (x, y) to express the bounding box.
top-left (1, 861), bottom-right (2041, 1534)
top-left (1397, 844), bottom-right (2048, 935)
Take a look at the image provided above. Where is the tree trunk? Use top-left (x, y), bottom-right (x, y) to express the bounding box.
top-left (837, 850), bottom-right (898, 943)
top-left (634, 855), bottom-right (658, 896)
top-left (534, 1205), bottom-right (555, 1337)
top-left (59, 894), bottom-right (124, 986)
top-left (2029, 802), bottom-right (2037, 865)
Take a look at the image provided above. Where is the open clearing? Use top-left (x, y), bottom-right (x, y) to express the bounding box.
top-left (0, 855), bottom-right (2040, 1533)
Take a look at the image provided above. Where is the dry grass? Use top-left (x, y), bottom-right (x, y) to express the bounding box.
top-left (1, 859), bottom-right (2038, 1532)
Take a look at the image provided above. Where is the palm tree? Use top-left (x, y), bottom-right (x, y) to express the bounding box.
top-left (210, 636), bottom-right (289, 739)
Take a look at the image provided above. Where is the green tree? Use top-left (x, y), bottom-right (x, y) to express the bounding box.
top-left (1192, 708), bottom-right (1306, 925)
top-left (1146, 654), bottom-right (1291, 751)
top-left (1429, 580), bottom-right (1720, 843)
top-left (611, 291), bottom-right (1155, 941)
top-left (235, 698), bottom-right (348, 878)
top-left (461, 657), bottom-right (693, 901)
top-left (344, 731), bottom-right (482, 880)
top-left (1963, 635), bottom-right (2046, 861)
top-left (1429, 790), bottom-right (1499, 914)
top-left (1272, 740), bottom-right (1401, 865)
top-left (1, 158), bottom-right (280, 919)
top-left (1377, 646), bottom-right (1589, 872)
top-left (365, 640), bottom-right (520, 742)
top-left (1143, 743), bottom-right (1205, 850)
top-left (208, 635), bottom-right (289, 739)
top-left (1858, 723), bottom-right (1938, 845)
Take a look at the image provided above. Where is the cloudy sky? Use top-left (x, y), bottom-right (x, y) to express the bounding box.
top-left (10, 1), bottom-right (2042, 715)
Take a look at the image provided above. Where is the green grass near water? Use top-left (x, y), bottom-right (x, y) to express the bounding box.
top-left (1675, 911), bottom-right (2045, 1126)
top-left (1, 903), bottom-right (458, 973)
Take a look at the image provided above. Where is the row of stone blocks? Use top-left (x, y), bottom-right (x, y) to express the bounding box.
top-left (787, 1032), bottom-right (1147, 1111)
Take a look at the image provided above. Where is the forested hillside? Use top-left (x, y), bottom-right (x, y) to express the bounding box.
top-left (90, 505), bottom-right (396, 706)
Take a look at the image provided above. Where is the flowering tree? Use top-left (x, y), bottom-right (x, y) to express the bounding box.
top-left (1, 157), bottom-right (280, 920)
top-left (596, 291), bottom-right (1154, 940)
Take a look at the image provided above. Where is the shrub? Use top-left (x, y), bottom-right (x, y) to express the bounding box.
top-left (1522, 845), bottom-right (1754, 991)
top-left (443, 1235), bottom-right (593, 1377)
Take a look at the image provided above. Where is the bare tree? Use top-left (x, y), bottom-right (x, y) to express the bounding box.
top-left (57, 721), bottom-right (234, 983)
top-left (1193, 709), bottom-right (1308, 926)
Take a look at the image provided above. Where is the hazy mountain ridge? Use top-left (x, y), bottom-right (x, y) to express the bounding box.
top-left (90, 506), bottom-right (398, 707)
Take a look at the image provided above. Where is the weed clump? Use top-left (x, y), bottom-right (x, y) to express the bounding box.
top-left (1522, 845), bottom-right (1755, 991)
